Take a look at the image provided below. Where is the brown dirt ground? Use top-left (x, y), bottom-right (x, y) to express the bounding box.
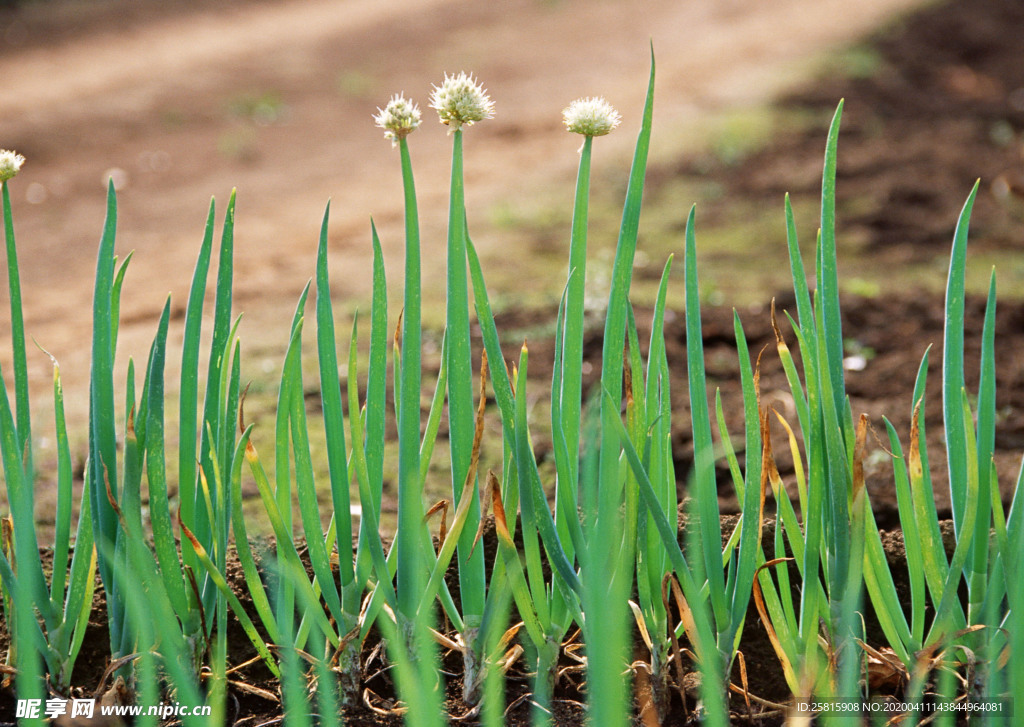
top-left (3, 0), bottom-right (1024, 723)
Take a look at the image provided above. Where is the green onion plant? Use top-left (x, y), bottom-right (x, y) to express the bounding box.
top-left (1, 57), bottom-right (1021, 727)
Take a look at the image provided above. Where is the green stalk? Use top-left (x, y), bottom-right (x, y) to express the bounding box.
top-left (271, 283), bottom-right (309, 629)
top-left (104, 496), bottom-right (205, 720)
top-left (239, 404), bottom-right (341, 650)
top-left (879, 418), bottom-right (924, 653)
top-left (548, 281), bottom-right (587, 642)
top-left (724, 313), bottom-right (764, 658)
top-left (716, 391), bottom-right (745, 500)
top-left (579, 55), bottom-right (657, 726)
top-left (598, 47), bottom-right (655, 524)
top-left (288, 558), bottom-right (342, 727)
top-left (365, 220), bottom-right (388, 498)
top-left (395, 136), bottom-right (425, 617)
top-left (273, 560), bottom-right (312, 727)
top-left (908, 352), bottom-right (957, 619)
top-left (797, 290), bottom-right (826, 654)
top-left (229, 426), bottom-right (281, 647)
top-left (782, 196), bottom-right (812, 436)
top-left (514, 349), bottom-right (557, 636)
top-left (376, 607), bottom-right (444, 727)
top-left (419, 333), bottom-right (449, 488)
top-left (178, 199), bottom-right (216, 575)
top-left (314, 204), bottom-right (357, 625)
top-left (313, 628), bottom-right (341, 727)
top-left (353, 222), bottom-right (390, 583)
top-left (927, 390), bottom-right (982, 644)
top-left (480, 589), bottom-right (511, 727)
top-left (285, 311), bottom-right (344, 627)
top-left (550, 283), bottom-right (583, 559)
top-left (144, 299), bottom-right (189, 620)
top-left (134, 630), bottom-right (160, 727)
top-left (45, 354), bottom-right (73, 611)
top-left (969, 269), bottom-right (997, 623)
top-left (582, 396), bottom-right (630, 727)
top-left (116, 363), bottom-right (144, 662)
top-left (467, 231), bottom-right (589, 662)
top-left (683, 205), bottom-right (727, 627)
top-left (813, 296), bottom-right (851, 604)
top-left (629, 259), bottom-right (677, 720)
top-left (196, 191), bottom-right (236, 558)
top-left (465, 237), bottom-right (517, 447)
top-left (346, 317), bottom-right (399, 613)
top-left (53, 379), bottom-right (97, 689)
top-left (645, 256), bottom-right (674, 517)
top-left (110, 252), bottom-right (133, 366)
top-left (1007, 460), bottom-right (1024, 706)
top-left (445, 128), bottom-right (485, 621)
top-left (2, 181), bottom-right (31, 483)
top-left (11, 574), bottom-right (45, 727)
top-left (515, 345), bottom-right (581, 597)
top-left (0, 366), bottom-right (49, 625)
top-left (943, 181), bottom-right (980, 536)
top-left (812, 103), bottom-right (854, 611)
top-left (181, 511), bottom-right (279, 677)
top-left (88, 180), bottom-right (122, 652)
top-left (608, 391), bottom-right (726, 722)
top-left (559, 134), bottom-right (593, 487)
top-left (624, 308), bottom-right (644, 585)
top-left (836, 419), bottom-right (868, 710)
top-left (784, 194), bottom-right (815, 337)
top-left (818, 101), bottom-right (846, 431)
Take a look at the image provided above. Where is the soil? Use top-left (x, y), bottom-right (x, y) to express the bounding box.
top-left (3, 0), bottom-right (1024, 724)
top-left (675, 0), bottom-right (1024, 264)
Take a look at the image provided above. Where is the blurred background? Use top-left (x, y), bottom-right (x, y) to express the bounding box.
top-left (3, 0), bottom-right (1024, 524)
top-left (0, 0), bottom-right (934, 393)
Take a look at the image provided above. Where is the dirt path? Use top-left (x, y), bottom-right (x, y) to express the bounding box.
top-left (1, 0), bottom-right (926, 433)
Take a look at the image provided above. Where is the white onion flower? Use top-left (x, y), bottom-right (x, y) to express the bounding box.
top-left (373, 94), bottom-right (421, 146)
top-left (562, 97), bottom-right (622, 137)
top-left (0, 149), bottom-right (25, 182)
top-left (429, 72), bottom-right (495, 132)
